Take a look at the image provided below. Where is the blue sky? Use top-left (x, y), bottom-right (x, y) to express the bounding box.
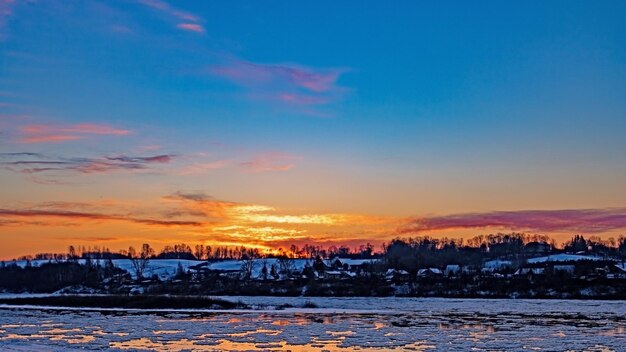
top-left (1, 1), bottom-right (626, 257)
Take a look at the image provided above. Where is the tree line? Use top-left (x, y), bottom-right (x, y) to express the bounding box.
top-left (10, 233), bottom-right (626, 266)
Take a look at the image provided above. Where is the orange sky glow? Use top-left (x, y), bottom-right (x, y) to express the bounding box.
top-left (2, 1), bottom-right (626, 259)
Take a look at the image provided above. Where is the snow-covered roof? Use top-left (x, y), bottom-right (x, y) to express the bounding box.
top-left (342, 259), bottom-right (374, 266)
top-left (417, 268), bottom-right (442, 275)
top-left (515, 268), bottom-right (545, 275)
top-left (612, 264), bottom-right (626, 273)
top-left (386, 269), bottom-right (409, 276)
top-left (483, 259), bottom-right (512, 269)
top-left (527, 254), bottom-right (602, 264)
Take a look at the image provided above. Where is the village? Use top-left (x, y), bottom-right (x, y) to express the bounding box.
top-left (3, 235), bottom-right (626, 298)
top-left (71, 252), bottom-right (626, 299)
top-left (179, 253), bottom-right (626, 284)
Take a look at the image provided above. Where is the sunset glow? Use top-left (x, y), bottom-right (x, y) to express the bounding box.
top-left (1, 1), bottom-right (626, 259)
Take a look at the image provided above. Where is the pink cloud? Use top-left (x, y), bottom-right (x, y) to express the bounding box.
top-left (173, 12), bottom-right (199, 22)
top-left (212, 61), bottom-right (344, 93)
top-left (178, 160), bottom-right (229, 175)
top-left (239, 152), bottom-right (300, 174)
top-left (398, 208), bottom-right (626, 234)
top-left (61, 123), bottom-right (130, 135)
top-left (277, 93), bottom-right (331, 106)
top-left (210, 60), bottom-right (348, 112)
top-left (176, 23), bottom-right (204, 33)
top-left (138, 0), bottom-right (204, 33)
top-left (138, 0), bottom-right (169, 11)
top-left (17, 123), bottom-right (130, 144)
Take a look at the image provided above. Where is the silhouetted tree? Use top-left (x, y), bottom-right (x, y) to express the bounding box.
top-left (564, 235), bottom-right (588, 253)
top-left (128, 243), bottom-right (154, 281)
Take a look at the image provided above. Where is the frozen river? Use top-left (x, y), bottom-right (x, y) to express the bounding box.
top-left (0, 297), bottom-right (625, 351)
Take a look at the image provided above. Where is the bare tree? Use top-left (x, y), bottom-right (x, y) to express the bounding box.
top-left (68, 245), bottom-right (77, 262)
top-left (194, 244), bottom-right (205, 260)
top-left (240, 250), bottom-right (259, 280)
top-left (128, 243), bottom-right (154, 281)
top-left (260, 259), bottom-right (268, 281)
top-left (277, 255), bottom-right (295, 278)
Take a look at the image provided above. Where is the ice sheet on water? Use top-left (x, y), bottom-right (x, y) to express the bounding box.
top-left (0, 298), bottom-right (625, 351)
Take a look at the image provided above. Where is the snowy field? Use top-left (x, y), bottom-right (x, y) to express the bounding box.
top-left (3, 258), bottom-right (376, 280)
top-left (1, 297), bottom-right (625, 351)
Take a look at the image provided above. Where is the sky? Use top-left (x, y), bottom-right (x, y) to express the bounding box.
top-left (1, 0), bottom-right (626, 259)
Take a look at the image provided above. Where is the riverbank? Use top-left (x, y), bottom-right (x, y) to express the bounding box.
top-left (0, 295), bottom-right (244, 310)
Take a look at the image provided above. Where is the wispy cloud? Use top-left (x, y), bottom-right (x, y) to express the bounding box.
top-left (398, 208), bottom-right (626, 234)
top-left (0, 208), bottom-right (204, 228)
top-left (212, 61), bottom-right (344, 93)
top-left (163, 191), bottom-right (246, 220)
top-left (0, 152), bottom-right (175, 183)
top-left (169, 191), bottom-right (213, 202)
top-left (0, 191), bottom-right (399, 251)
top-left (137, 0), bottom-right (205, 33)
top-left (176, 23), bottom-right (204, 33)
top-left (106, 155), bottom-right (172, 163)
top-left (177, 160), bottom-right (229, 175)
top-left (239, 152), bottom-right (300, 174)
top-left (210, 60), bottom-right (348, 112)
top-left (17, 123), bottom-right (131, 144)
top-left (167, 190), bottom-right (396, 231)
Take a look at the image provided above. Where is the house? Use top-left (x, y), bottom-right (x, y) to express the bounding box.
top-left (605, 265), bottom-right (626, 279)
top-left (444, 264), bottom-right (461, 276)
top-left (553, 264), bottom-right (576, 274)
top-left (385, 269), bottom-right (410, 282)
top-left (344, 259), bottom-right (374, 272)
top-left (329, 258), bottom-right (344, 270)
top-left (514, 267), bottom-right (545, 276)
top-left (324, 270), bottom-right (344, 279)
top-left (482, 259), bottom-right (512, 272)
top-left (323, 270), bottom-right (352, 279)
top-left (417, 268), bottom-right (443, 278)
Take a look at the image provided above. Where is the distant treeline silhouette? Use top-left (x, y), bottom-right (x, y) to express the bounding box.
top-left (11, 233), bottom-right (626, 264)
top-left (14, 242), bottom-right (377, 262)
top-left (2, 233), bottom-right (626, 298)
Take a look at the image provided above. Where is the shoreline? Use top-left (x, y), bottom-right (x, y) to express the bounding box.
top-left (2, 295), bottom-right (626, 318)
top-left (0, 295), bottom-right (244, 310)
top-left (1, 293), bottom-right (625, 304)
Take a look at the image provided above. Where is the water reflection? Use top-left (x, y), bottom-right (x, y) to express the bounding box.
top-left (438, 322), bottom-right (495, 333)
top-left (109, 338), bottom-right (434, 351)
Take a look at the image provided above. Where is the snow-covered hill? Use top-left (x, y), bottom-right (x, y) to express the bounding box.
top-left (527, 254), bottom-right (603, 264)
top-left (2, 258), bottom-right (377, 280)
